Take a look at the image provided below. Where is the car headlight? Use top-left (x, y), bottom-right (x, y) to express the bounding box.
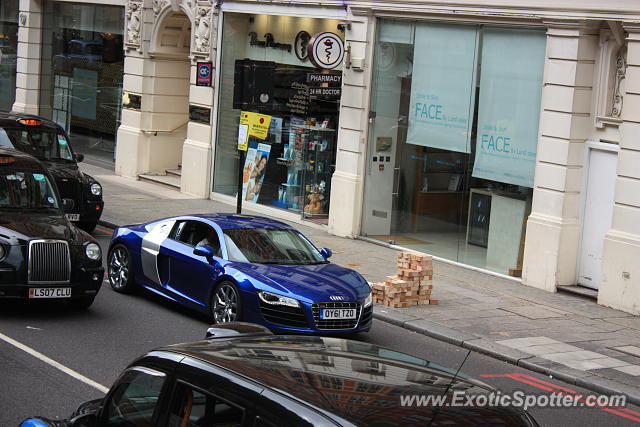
top-left (364, 292), bottom-right (372, 307)
top-left (258, 291), bottom-right (299, 308)
top-left (0, 245), bottom-right (5, 261)
top-left (90, 182), bottom-right (102, 196)
top-left (85, 242), bottom-right (101, 260)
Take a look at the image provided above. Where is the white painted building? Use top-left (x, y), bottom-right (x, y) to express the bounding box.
top-left (3, 0), bottom-right (640, 314)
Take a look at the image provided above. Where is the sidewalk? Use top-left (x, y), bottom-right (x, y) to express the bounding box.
top-left (82, 161), bottom-right (640, 404)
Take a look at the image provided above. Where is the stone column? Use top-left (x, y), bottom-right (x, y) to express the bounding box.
top-left (328, 17), bottom-right (370, 238)
top-left (180, 3), bottom-right (218, 198)
top-left (599, 25), bottom-right (640, 314)
top-left (12, 0), bottom-right (42, 114)
top-left (522, 22), bottom-right (598, 291)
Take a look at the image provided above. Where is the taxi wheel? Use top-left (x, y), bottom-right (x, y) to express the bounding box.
top-left (211, 281), bottom-right (243, 324)
top-left (108, 244), bottom-right (135, 293)
top-left (67, 297), bottom-right (95, 309)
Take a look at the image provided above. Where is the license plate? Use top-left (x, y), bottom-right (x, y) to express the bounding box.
top-left (66, 214), bottom-right (80, 221)
top-left (29, 287), bottom-right (72, 298)
top-left (320, 308), bottom-right (356, 320)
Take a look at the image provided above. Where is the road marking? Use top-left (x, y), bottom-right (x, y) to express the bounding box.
top-left (482, 373), bottom-right (640, 422)
top-left (94, 226), bottom-right (113, 237)
top-left (0, 331), bottom-right (109, 394)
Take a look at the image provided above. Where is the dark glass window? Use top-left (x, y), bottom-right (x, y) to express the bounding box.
top-left (103, 367), bottom-right (166, 427)
top-left (168, 382), bottom-right (244, 427)
top-left (39, 2), bottom-right (124, 164)
top-left (0, 0), bottom-right (18, 112)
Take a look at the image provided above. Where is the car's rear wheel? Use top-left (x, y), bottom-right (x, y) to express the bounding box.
top-left (108, 244), bottom-right (135, 293)
top-left (211, 281), bottom-right (242, 324)
top-left (67, 297), bottom-right (95, 309)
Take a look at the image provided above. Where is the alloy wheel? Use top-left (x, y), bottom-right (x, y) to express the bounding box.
top-left (109, 247), bottom-right (129, 290)
top-left (213, 283), bottom-right (239, 323)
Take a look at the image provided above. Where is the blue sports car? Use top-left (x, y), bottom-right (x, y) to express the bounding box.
top-left (107, 214), bottom-right (373, 334)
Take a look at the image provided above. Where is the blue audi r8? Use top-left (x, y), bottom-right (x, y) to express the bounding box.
top-left (107, 214), bottom-right (373, 334)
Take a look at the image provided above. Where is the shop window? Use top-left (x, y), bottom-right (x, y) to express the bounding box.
top-left (362, 19), bottom-right (546, 277)
top-left (213, 13), bottom-right (343, 225)
top-left (0, 0), bottom-right (18, 112)
top-left (39, 2), bottom-right (125, 164)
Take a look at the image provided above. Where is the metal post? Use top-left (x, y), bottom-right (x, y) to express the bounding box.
top-left (237, 149), bottom-right (245, 214)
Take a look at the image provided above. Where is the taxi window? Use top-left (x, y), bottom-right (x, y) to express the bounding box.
top-left (0, 171), bottom-right (60, 209)
top-left (0, 129), bottom-right (13, 148)
top-left (0, 127), bottom-right (73, 161)
top-left (57, 134), bottom-right (73, 160)
top-left (103, 367), bottom-right (167, 427)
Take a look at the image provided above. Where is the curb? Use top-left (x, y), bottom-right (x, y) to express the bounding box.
top-left (98, 219), bottom-right (121, 230)
top-left (373, 310), bottom-right (640, 406)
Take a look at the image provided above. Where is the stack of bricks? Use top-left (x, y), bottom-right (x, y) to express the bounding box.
top-left (371, 252), bottom-right (438, 308)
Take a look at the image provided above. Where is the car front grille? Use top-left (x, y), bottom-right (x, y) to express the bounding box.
top-left (28, 240), bottom-right (71, 284)
top-left (55, 179), bottom-right (83, 209)
top-left (312, 302), bottom-right (361, 330)
top-left (259, 299), bottom-right (309, 328)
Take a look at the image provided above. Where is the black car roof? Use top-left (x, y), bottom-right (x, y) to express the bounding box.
top-left (159, 336), bottom-right (528, 426)
top-left (0, 147), bottom-right (48, 171)
top-left (0, 111), bottom-right (62, 130)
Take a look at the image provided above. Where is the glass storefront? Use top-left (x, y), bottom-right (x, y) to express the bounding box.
top-left (214, 13), bottom-right (343, 224)
top-left (362, 20), bottom-right (546, 276)
top-left (0, 0), bottom-right (18, 111)
top-left (39, 2), bottom-right (125, 164)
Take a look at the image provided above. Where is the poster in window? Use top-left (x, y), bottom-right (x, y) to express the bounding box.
top-left (406, 24), bottom-right (478, 154)
top-left (242, 142), bottom-right (272, 203)
top-left (71, 68), bottom-right (98, 120)
top-left (472, 28), bottom-right (546, 188)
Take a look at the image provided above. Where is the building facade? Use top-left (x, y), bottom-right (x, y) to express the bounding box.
top-left (4, 0), bottom-right (640, 315)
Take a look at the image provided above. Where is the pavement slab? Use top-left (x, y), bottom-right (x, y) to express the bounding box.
top-left (613, 345), bottom-right (640, 358)
top-left (615, 365), bottom-right (640, 376)
top-left (85, 160), bottom-right (640, 406)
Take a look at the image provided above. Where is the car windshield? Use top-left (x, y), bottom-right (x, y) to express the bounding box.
top-left (0, 127), bottom-right (74, 162)
top-left (0, 169), bottom-right (60, 210)
top-left (222, 228), bottom-right (327, 265)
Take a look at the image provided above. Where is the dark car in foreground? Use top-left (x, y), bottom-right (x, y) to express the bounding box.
top-left (0, 148), bottom-right (103, 307)
top-left (107, 214), bottom-right (372, 334)
top-left (21, 323), bottom-right (539, 427)
top-left (0, 111), bottom-right (104, 232)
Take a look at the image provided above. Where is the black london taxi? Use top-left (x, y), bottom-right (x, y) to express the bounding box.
top-left (21, 323), bottom-right (539, 427)
top-left (0, 112), bottom-right (104, 233)
top-left (0, 148), bottom-right (103, 308)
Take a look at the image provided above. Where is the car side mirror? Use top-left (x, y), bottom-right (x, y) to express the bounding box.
top-left (75, 153), bottom-right (84, 163)
top-left (62, 198), bottom-right (75, 213)
top-left (320, 248), bottom-right (332, 259)
top-left (194, 245), bottom-right (214, 260)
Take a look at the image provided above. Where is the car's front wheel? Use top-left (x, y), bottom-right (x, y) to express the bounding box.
top-left (108, 244), bottom-right (135, 293)
top-left (211, 280), bottom-right (242, 324)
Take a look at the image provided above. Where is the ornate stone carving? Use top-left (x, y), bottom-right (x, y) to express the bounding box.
top-left (126, 1), bottom-right (142, 49)
top-left (193, 5), bottom-right (212, 57)
top-left (153, 0), bottom-right (168, 15)
top-left (611, 48), bottom-right (627, 118)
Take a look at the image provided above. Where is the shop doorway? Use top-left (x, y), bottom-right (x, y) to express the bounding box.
top-left (139, 9), bottom-right (192, 187)
top-left (578, 145), bottom-right (618, 290)
top-left (212, 13), bottom-right (343, 225)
